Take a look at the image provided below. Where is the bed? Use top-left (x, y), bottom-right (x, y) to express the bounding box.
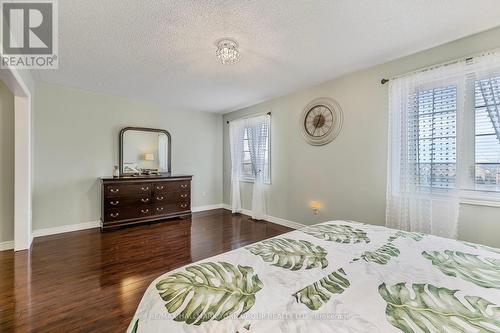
top-left (127, 220), bottom-right (500, 333)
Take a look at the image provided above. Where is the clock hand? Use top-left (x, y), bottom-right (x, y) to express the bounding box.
top-left (312, 117), bottom-right (320, 136)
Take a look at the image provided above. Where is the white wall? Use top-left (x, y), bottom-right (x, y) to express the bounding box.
top-left (223, 26), bottom-right (500, 248)
top-left (0, 81), bottom-right (14, 243)
top-left (33, 82), bottom-right (223, 230)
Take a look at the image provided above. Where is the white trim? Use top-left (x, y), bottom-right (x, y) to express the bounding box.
top-left (460, 199), bottom-right (500, 208)
top-left (222, 204), bottom-right (305, 230)
top-left (33, 221), bottom-right (101, 238)
top-left (265, 215), bottom-right (306, 230)
top-left (0, 64), bottom-right (34, 251)
top-left (30, 205), bottom-right (227, 239)
top-left (460, 190), bottom-right (500, 208)
top-left (29, 204), bottom-right (306, 240)
top-left (0, 241), bottom-right (14, 251)
top-left (191, 204), bottom-right (225, 212)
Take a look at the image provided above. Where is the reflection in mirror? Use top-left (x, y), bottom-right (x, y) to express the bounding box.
top-left (121, 128), bottom-right (170, 175)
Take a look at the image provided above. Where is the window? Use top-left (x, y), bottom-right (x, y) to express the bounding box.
top-left (474, 77), bottom-right (500, 192)
top-left (415, 85), bottom-right (457, 189)
top-left (241, 122), bottom-right (271, 183)
top-left (407, 59), bottom-right (500, 202)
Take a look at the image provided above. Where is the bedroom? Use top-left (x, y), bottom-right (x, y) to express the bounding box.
top-left (1, 1), bottom-right (500, 332)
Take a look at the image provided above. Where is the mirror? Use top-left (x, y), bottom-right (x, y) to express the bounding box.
top-left (119, 127), bottom-right (171, 175)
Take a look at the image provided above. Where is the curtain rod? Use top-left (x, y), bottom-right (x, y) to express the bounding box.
top-left (226, 111), bottom-right (271, 124)
top-left (380, 48), bottom-right (499, 85)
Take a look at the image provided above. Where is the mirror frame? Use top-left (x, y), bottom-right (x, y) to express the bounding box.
top-left (119, 127), bottom-right (172, 175)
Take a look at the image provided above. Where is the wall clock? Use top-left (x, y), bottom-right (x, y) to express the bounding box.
top-left (300, 97), bottom-right (343, 146)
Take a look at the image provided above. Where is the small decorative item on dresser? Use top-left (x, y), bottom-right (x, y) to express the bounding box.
top-left (113, 165), bottom-right (120, 178)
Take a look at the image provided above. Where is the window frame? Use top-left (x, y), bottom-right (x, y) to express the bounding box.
top-left (413, 75), bottom-right (500, 206)
top-left (239, 120), bottom-right (272, 185)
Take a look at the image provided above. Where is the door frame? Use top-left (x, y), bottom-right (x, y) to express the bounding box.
top-left (0, 67), bottom-right (33, 251)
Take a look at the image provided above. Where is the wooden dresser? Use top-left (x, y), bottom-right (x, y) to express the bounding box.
top-left (100, 174), bottom-right (192, 230)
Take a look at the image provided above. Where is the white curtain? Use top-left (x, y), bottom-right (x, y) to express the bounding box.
top-left (387, 51), bottom-right (500, 238)
top-left (386, 62), bottom-right (465, 238)
top-left (229, 114), bottom-right (270, 219)
top-left (246, 115), bottom-right (270, 220)
top-left (229, 119), bottom-right (245, 213)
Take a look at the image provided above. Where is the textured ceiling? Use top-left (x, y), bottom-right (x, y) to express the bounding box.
top-left (38, 0), bottom-right (500, 113)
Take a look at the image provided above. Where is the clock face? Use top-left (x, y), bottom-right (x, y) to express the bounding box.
top-left (304, 105), bottom-right (334, 137)
top-left (301, 98), bottom-right (343, 146)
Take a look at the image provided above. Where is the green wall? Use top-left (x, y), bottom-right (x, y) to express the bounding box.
top-left (33, 82), bottom-right (223, 230)
top-left (223, 26), bottom-right (500, 247)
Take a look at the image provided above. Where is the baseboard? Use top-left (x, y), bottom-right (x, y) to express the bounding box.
top-left (29, 204), bottom-right (302, 240)
top-left (222, 204), bottom-right (305, 230)
top-left (191, 204), bottom-right (225, 212)
top-left (265, 215), bottom-right (306, 230)
top-left (33, 221), bottom-right (101, 238)
top-left (0, 240), bottom-right (14, 251)
top-left (31, 205), bottom-right (226, 239)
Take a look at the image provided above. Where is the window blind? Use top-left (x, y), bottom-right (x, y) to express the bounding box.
top-left (410, 85), bottom-right (457, 189)
top-left (475, 76), bottom-right (500, 191)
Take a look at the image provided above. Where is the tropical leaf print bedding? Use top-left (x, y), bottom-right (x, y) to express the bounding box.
top-left (127, 221), bottom-right (500, 333)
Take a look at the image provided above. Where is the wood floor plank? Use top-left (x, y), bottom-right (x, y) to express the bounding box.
top-left (0, 209), bottom-right (291, 333)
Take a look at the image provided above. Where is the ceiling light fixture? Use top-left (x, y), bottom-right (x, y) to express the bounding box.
top-left (215, 38), bottom-right (240, 65)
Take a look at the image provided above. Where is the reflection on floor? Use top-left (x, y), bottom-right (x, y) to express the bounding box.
top-left (0, 208), bottom-right (291, 332)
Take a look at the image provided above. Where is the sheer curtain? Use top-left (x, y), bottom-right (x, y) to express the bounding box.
top-left (386, 62), bottom-right (465, 238)
top-left (229, 119), bottom-right (245, 213)
top-left (246, 115), bottom-right (270, 220)
top-left (387, 51), bottom-right (500, 238)
top-left (229, 114), bottom-right (270, 219)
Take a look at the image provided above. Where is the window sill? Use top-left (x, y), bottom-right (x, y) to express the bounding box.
top-left (460, 198), bottom-right (500, 208)
top-left (460, 190), bottom-right (500, 208)
top-left (239, 179), bottom-right (271, 185)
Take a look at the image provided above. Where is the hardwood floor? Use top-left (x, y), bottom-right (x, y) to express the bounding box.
top-left (0, 209), bottom-right (292, 333)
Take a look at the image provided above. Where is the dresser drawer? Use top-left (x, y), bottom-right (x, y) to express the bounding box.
top-left (154, 180), bottom-right (190, 194)
top-left (104, 206), bottom-right (152, 222)
top-left (101, 176), bottom-right (192, 230)
top-left (104, 194), bottom-right (152, 209)
top-left (152, 202), bottom-right (190, 216)
top-left (153, 192), bottom-right (190, 204)
top-left (105, 183), bottom-right (152, 197)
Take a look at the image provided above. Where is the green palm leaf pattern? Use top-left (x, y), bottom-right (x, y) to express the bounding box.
top-left (379, 283), bottom-right (500, 333)
top-left (301, 224), bottom-right (370, 244)
top-left (245, 238), bottom-right (328, 270)
top-left (156, 261), bottom-right (263, 325)
top-left (293, 268), bottom-right (350, 310)
top-left (422, 250), bottom-right (500, 289)
top-left (359, 243), bottom-right (400, 265)
top-left (388, 230), bottom-right (424, 243)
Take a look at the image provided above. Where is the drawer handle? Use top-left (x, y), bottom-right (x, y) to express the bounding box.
top-left (141, 186), bottom-right (149, 191)
top-left (180, 204), bottom-right (188, 209)
top-left (141, 209), bottom-right (149, 214)
top-left (141, 198), bottom-right (150, 202)
top-left (110, 188), bottom-right (120, 193)
top-left (156, 207), bottom-right (164, 212)
top-left (110, 200), bottom-right (119, 206)
top-left (180, 194), bottom-right (188, 198)
top-left (110, 212), bottom-right (119, 218)
top-left (156, 196), bottom-right (164, 201)
top-left (180, 184), bottom-right (188, 189)
top-left (156, 185), bottom-right (164, 190)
